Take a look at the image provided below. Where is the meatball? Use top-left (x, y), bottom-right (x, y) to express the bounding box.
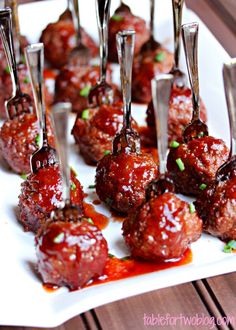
top-left (195, 174), bottom-right (236, 241)
top-left (95, 151), bottom-right (158, 214)
top-left (123, 192), bottom-right (202, 260)
top-left (108, 7), bottom-right (150, 63)
top-left (0, 113), bottom-right (54, 174)
top-left (40, 19), bottom-right (98, 69)
top-left (72, 103), bottom-right (138, 164)
top-left (146, 85), bottom-right (207, 145)
top-left (0, 63), bottom-right (53, 119)
top-left (18, 164), bottom-right (84, 233)
top-left (132, 47), bottom-right (173, 103)
top-left (167, 136), bottom-right (229, 197)
top-left (36, 220), bottom-right (108, 290)
top-left (55, 64), bottom-right (120, 115)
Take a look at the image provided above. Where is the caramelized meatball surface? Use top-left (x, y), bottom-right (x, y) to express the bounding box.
top-left (108, 9), bottom-right (150, 63)
top-left (55, 65), bottom-right (120, 115)
top-left (0, 113), bottom-right (54, 174)
top-left (0, 63), bottom-right (53, 119)
top-left (95, 152), bottom-right (158, 214)
top-left (167, 136), bottom-right (229, 196)
top-left (195, 175), bottom-right (236, 241)
top-left (18, 165), bottom-right (84, 233)
top-left (123, 192), bottom-right (202, 260)
top-left (36, 220), bottom-right (108, 290)
top-left (132, 47), bottom-right (173, 104)
top-left (72, 103), bottom-right (137, 164)
top-left (40, 20), bottom-right (98, 69)
top-left (146, 85), bottom-right (207, 144)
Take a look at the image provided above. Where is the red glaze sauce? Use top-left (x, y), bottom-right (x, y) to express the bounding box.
top-left (83, 202), bottom-right (109, 230)
top-left (44, 69), bottom-right (57, 80)
top-left (92, 199), bottom-right (101, 205)
top-left (43, 248), bottom-right (192, 292)
top-left (88, 248), bottom-right (192, 286)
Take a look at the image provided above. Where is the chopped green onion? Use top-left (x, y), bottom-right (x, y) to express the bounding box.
top-left (189, 203), bottom-right (196, 214)
top-left (199, 183), bottom-right (207, 190)
top-left (87, 218), bottom-right (94, 224)
top-left (23, 77), bottom-right (30, 84)
top-left (71, 182), bottom-right (76, 191)
top-left (35, 134), bottom-right (40, 147)
top-left (108, 253), bottom-right (115, 258)
top-left (79, 85), bottom-right (91, 97)
top-left (70, 166), bottom-right (78, 177)
top-left (4, 66), bottom-right (11, 74)
top-left (223, 240), bottom-right (236, 253)
top-left (121, 256), bottom-right (130, 261)
top-left (170, 141), bottom-right (180, 148)
top-left (111, 15), bottom-right (123, 22)
top-left (176, 158), bottom-right (185, 171)
top-left (155, 52), bottom-right (165, 62)
top-left (53, 232), bottom-right (65, 244)
top-left (20, 173), bottom-right (27, 180)
top-left (104, 150), bottom-right (111, 156)
top-left (88, 184), bottom-right (95, 189)
top-left (81, 109), bottom-right (89, 120)
top-left (21, 56), bottom-right (26, 64)
top-left (197, 132), bottom-right (205, 138)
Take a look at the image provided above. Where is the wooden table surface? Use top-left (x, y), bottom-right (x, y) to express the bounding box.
top-left (1, 1), bottom-right (236, 330)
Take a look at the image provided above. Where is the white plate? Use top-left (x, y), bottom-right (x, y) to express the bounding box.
top-left (0, 0), bottom-right (235, 327)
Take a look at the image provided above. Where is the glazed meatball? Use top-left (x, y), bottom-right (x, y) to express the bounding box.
top-left (132, 47), bottom-right (173, 103)
top-left (0, 63), bottom-right (53, 119)
top-left (72, 103), bottom-right (137, 164)
top-left (146, 85), bottom-right (207, 145)
top-left (95, 151), bottom-right (158, 214)
top-left (0, 113), bottom-right (54, 174)
top-left (108, 7), bottom-right (150, 63)
top-left (40, 19), bottom-right (98, 69)
top-left (123, 192), bottom-right (202, 260)
top-left (18, 164), bottom-right (84, 233)
top-left (167, 136), bottom-right (229, 197)
top-left (36, 220), bottom-right (108, 290)
top-left (55, 64), bottom-right (120, 115)
top-left (195, 174), bottom-right (236, 241)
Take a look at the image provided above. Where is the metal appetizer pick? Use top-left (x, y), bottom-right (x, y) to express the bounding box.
top-left (181, 22), bottom-right (208, 142)
top-left (51, 102), bottom-right (83, 222)
top-left (5, 0), bottom-right (21, 64)
top-left (69, 0), bottom-right (90, 66)
top-left (170, 0), bottom-right (186, 87)
top-left (88, 0), bottom-right (113, 106)
top-left (216, 59), bottom-right (236, 182)
top-left (113, 30), bottom-right (140, 153)
top-left (25, 43), bottom-right (56, 173)
top-left (141, 0), bottom-right (160, 53)
top-left (146, 74), bottom-right (175, 198)
top-left (0, 8), bottom-right (32, 119)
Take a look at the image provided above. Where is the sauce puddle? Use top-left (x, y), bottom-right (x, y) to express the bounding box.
top-left (83, 202), bottom-right (109, 230)
top-left (43, 249), bottom-right (192, 292)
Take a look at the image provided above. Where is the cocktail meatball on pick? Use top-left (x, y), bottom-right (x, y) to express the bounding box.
top-left (195, 60), bottom-right (236, 241)
top-left (36, 103), bottom-right (107, 290)
top-left (40, 0), bottom-right (98, 69)
top-left (95, 31), bottom-right (158, 214)
top-left (108, 1), bottom-right (150, 63)
top-left (131, 0), bottom-right (173, 104)
top-left (167, 23), bottom-right (228, 196)
top-left (18, 45), bottom-right (83, 233)
top-left (72, 0), bottom-right (124, 164)
top-left (0, 9), bottom-right (53, 174)
top-left (146, 0), bottom-right (207, 144)
top-left (123, 75), bottom-right (202, 261)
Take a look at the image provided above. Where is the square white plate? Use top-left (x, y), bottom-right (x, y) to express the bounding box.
top-left (0, 0), bottom-right (235, 327)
